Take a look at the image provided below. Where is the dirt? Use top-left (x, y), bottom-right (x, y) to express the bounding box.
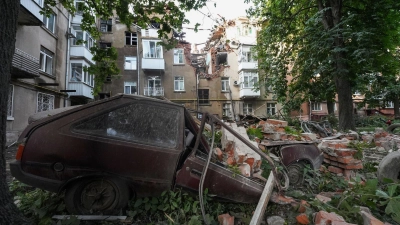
top-left (5, 144), bottom-right (17, 184)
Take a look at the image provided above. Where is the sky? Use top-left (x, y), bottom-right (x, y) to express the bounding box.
top-left (183, 0), bottom-right (253, 45)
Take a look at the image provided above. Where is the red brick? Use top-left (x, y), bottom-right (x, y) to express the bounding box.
top-left (339, 162), bottom-right (363, 170)
top-left (335, 156), bottom-right (361, 164)
top-left (214, 148), bottom-right (223, 161)
top-left (360, 211), bottom-right (385, 225)
top-left (296, 213), bottom-right (310, 225)
top-left (224, 142), bottom-right (235, 156)
top-left (297, 200), bottom-right (309, 213)
top-left (245, 157), bottom-right (255, 169)
top-left (238, 163), bottom-right (251, 177)
top-left (314, 211), bottom-right (346, 225)
top-left (266, 119), bottom-right (288, 127)
top-left (331, 222), bottom-right (357, 225)
top-left (226, 156), bottom-right (236, 166)
top-left (274, 127), bottom-right (286, 133)
top-left (328, 166), bottom-right (344, 174)
top-left (334, 148), bottom-right (358, 157)
top-left (328, 142), bottom-right (349, 149)
top-left (270, 192), bottom-right (296, 205)
top-left (343, 170), bottom-right (355, 180)
top-left (324, 158), bottom-right (331, 164)
top-left (218, 213), bottom-right (234, 225)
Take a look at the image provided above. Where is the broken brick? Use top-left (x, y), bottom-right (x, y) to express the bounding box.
top-left (218, 213), bottom-right (234, 225)
top-left (226, 156), bottom-right (236, 166)
top-left (270, 192), bottom-right (296, 205)
top-left (214, 148), bottom-right (223, 161)
top-left (238, 163), bottom-right (251, 177)
top-left (266, 119), bottom-right (288, 127)
top-left (245, 157), bottom-right (255, 169)
top-left (328, 142), bottom-right (349, 150)
top-left (334, 148), bottom-right (358, 157)
top-left (297, 200), bottom-right (310, 213)
top-left (314, 211), bottom-right (346, 225)
top-left (360, 211), bottom-right (385, 225)
top-left (328, 166), bottom-right (344, 174)
top-left (296, 213), bottom-right (310, 225)
top-left (331, 222), bottom-right (357, 225)
top-left (315, 194), bottom-right (332, 203)
top-left (224, 142), bottom-right (235, 156)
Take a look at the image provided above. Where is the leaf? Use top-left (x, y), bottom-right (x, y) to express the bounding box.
top-left (387, 184), bottom-right (397, 197)
top-left (385, 199), bottom-right (400, 215)
top-left (145, 203), bottom-right (151, 211)
top-left (376, 190), bottom-right (390, 198)
top-left (134, 199), bottom-right (142, 208)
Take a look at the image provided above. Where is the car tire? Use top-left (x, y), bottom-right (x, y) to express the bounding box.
top-left (65, 177), bottom-right (130, 215)
top-left (387, 124), bottom-right (400, 134)
top-left (286, 162), bottom-right (306, 187)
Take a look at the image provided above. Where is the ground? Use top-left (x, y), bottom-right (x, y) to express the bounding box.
top-left (5, 144), bottom-right (17, 184)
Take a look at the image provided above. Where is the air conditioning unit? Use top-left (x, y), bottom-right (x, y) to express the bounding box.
top-left (233, 80), bottom-right (240, 86)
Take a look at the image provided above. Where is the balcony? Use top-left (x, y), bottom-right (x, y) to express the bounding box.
top-left (68, 82), bottom-right (94, 99)
top-left (240, 88), bottom-right (260, 99)
top-left (70, 46), bottom-right (94, 64)
top-left (18, 0), bottom-right (42, 26)
top-left (238, 61), bottom-right (257, 72)
top-left (11, 48), bottom-right (40, 79)
top-left (142, 58), bottom-right (165, 72)
top-left (144, 87), bottom-right (164, 97)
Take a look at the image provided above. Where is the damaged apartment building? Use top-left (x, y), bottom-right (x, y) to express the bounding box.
top-left (192, 17), bottom-right (281, 121)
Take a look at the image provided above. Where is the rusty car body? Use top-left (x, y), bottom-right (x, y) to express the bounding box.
top-left (10, 94), bottom-right (323, 214)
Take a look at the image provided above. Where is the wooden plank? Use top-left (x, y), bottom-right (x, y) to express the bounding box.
top-left (249, 172), bottom-right (275, 225)
top-left (52, 215), bottom-right (127, 221)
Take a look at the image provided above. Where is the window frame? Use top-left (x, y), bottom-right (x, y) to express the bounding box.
top-left (243, 103), bottom-right (253, 115)
top-left (43, 13), bottom-right (56, 33)
top-left (70, 61), bottom-right (94, 87)
top-left (39, 47), bottom-right (54, 75)
top-left (222, 103), bottom-right (232, 117)
top-left (173, 48), bottom-right (185, 64)
top-left (198, 89), bottom-right (209, 105)
top-left (125, 32), bottom-right (137, 46)
top-left (242, 72), bottom-right (258, 88)
top-left (100, 18), bottom-right (112, 32)
top-left (267, 103), bottom-right (276, 115)
top-left (221, 77), bottom-right (229, 92)
top-left (37, 92), bottom-right (54, 113)
top-left (174, 76), bottom-right (185, 91)
top-left (142, 40), bottom-right (163, 58)
top-left (124, 56), bottom-right (137, 70)
top-left (311, 102), bottom-right (322, 111)
top-left (124, 81), bottom-right (137, 94)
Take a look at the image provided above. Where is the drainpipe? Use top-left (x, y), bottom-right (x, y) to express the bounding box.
top-left (136, 26), bottom-right (141, 95)
top-left (64, 13), bottom-right (72, 107)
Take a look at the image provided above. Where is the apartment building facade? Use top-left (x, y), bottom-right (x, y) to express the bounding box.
top-left (196, 17), bottom-right (281, 121)
top-left (7, 0), bottom-right (71, 144)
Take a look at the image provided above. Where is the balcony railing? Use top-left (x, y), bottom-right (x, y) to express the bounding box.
top-left (144, 87), bottom-right (164, 97)
top-left (68, 82), bottom-right (94, 99)
top-left (18, 0), bottom-right (42, 25)
top-left (70, 46), bottom-right (94, 64)
top-left (238, 61), bottom-right (257, 71)
top-left (11, 48), bottom-right (40, 78)
top-left (239, 87), bottom-right (260, 99)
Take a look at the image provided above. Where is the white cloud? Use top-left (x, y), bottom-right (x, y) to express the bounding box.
top-left (183, 0), bottom-right (253, 45)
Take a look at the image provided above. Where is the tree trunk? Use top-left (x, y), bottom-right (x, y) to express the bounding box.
top-left (0, 0), bottom-right (31, 224)
top-left (335, 77), bottom-right (355, 130)
top-left (393, 96), bottom-right (400, 119)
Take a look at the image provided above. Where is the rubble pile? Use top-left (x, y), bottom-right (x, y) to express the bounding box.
top-left (214, 123), bottom-right (262, 177)
top-left (257, 119), bottom-right (316, 142)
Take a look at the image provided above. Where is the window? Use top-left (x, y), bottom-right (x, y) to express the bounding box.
top-left (386, 101), bottom-right (394, 108)
top-left (242, 51), bottom-right (255, 62)
top-left (198, 89), bottom-right (209, 105)
top-left (100, 19), bottom-right (112, 32)
top-left (174, 49), bottom-right (184, 64)
top-left (39, 47), bottom-right (53, 75)
top-left (174, 77), bottom-right (185, 91)
top-left (267, 103), bottom-right (276, 115)
top-left (7, 85), bottom-right (14, 119)
top-left (72, 26), bottom-right (83, 45)
top-left (73, 103), bottom-right (180, 148)
top-left (85, 33), bottom-right (94, 49)
top-left (221, 77), bottom-right (229, 92)
top-left (71, 62), bottom-right (94, 86)
top-left (124, 57), bottom-right (137, 70)
top-left (243, 103), bottom-right (253, 115)
top-left (311, 102), bottom-right (322, 111)
top-left (124, 82), bottom-right (137, 94)
top-left (222, 103), bottom-right (232, 117)
top-left (100, 42), bottom-right (112, 49)
top-left (125, 32), bottom-right (137, 45)
top-left (75, 0), bottom-right (84, 15)
top-left (37, 92), bottom-right (54, 112)
top-left (43, 13), bottom-right (56, 33)
top-left (143, 40), bottom-right (163, 58)
top-left (242, 72), bottom-right (258, 88)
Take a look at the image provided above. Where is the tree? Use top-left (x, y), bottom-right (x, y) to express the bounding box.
top-left (247, 0), bottom-right (400, 131)
top-left (0, 0), bottom-right (206, 223)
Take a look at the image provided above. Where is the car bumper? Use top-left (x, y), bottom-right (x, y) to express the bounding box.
top-left (10, 160), bottom-right (64, 193)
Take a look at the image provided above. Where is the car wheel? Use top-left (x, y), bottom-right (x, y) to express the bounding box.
top-left (65, 177), bottom-right (130, 215)
top-left (387, 124), bottom-right (400, 134)
top-left (287, 162), bottom-right (306, 186)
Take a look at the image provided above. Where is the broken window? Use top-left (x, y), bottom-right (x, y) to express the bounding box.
top-left (222, 103), bottom-right (232, 117)
top-left (73, 103), bottom-right (180, 148)
top-left (125, 32), bottom-right (137, 45)
top-left (100, 19), bottom-right (112, 32)
top-left (100, 42), bottom-right (112, 49)
top-left (216, 52), bottom-right (227, 65)
top-left (198, 89), bottom-right (209, 105)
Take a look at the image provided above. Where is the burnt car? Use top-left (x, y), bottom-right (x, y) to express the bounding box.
top-left (10, 94), bottom-right (323, 214)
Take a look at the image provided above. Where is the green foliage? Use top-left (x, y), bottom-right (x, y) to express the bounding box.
top-left (228, 165), bottom-right (241, 177)
top-left (354, 115), bottom-right (387, 128)
top-left (347, 141), bottom-right (375, 160)
top-left (303, 165), bottom-right (349, 194)
top-left (246, 127), bottom-right (263, 140)
top-left (203, 130), bottom-right (222, 148)
top-left (9, 180), bottom-right (67, 225)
